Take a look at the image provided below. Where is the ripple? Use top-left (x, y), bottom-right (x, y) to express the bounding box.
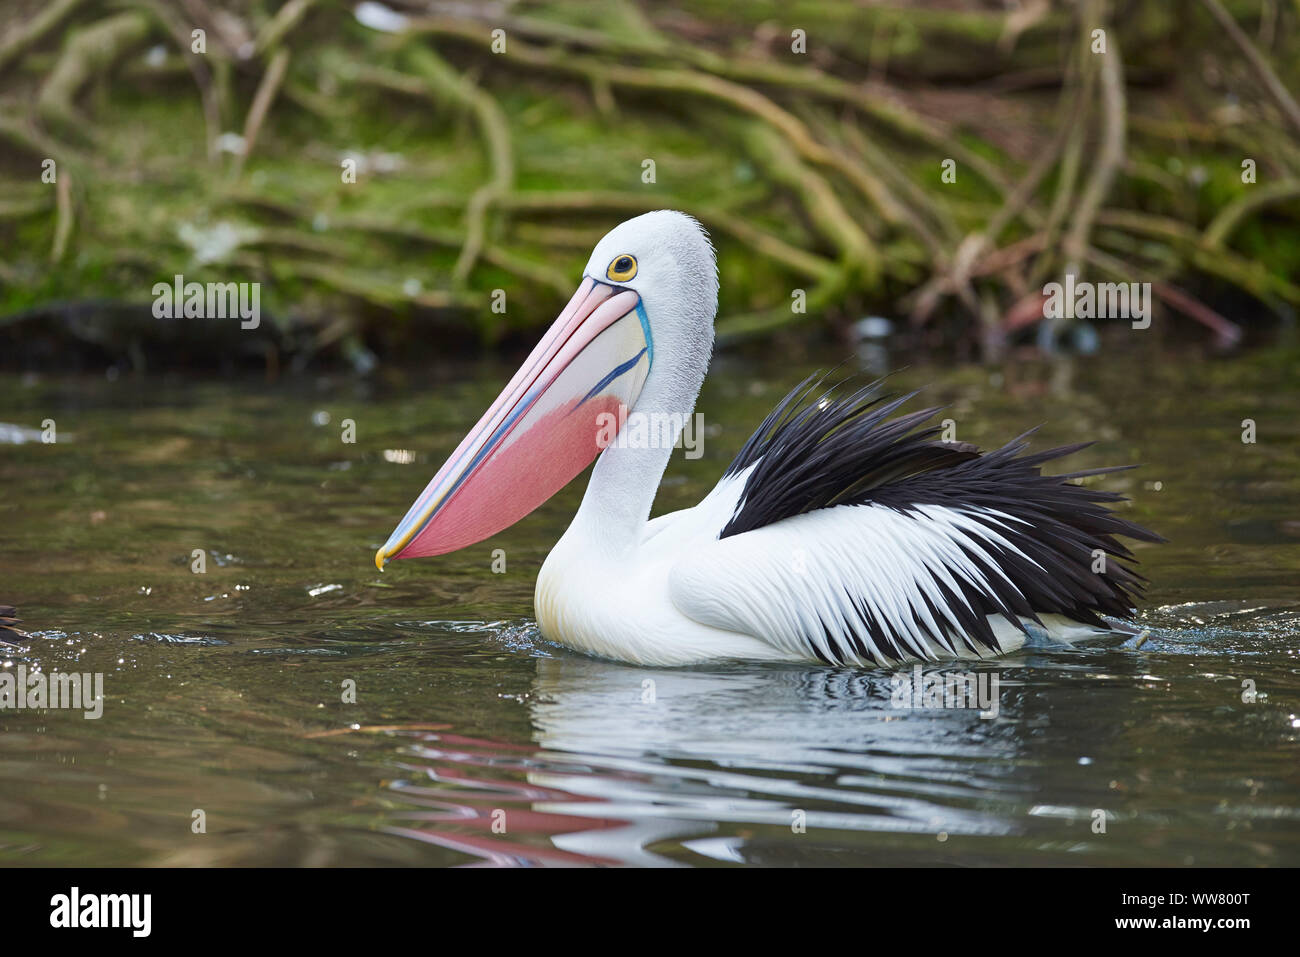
top-left (132, 632), bottom-right (229, 645)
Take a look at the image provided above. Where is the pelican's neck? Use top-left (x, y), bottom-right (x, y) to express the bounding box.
top-left (567, 349), bottom-right (710, 556)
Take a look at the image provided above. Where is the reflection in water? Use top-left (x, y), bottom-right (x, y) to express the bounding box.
top-left (368, 603), bottom-right (1300, 866)
top-left (525, 657), bottom-right (1025, 864)
top-left (371, 658), bottom-right (1031, 866)
top-left (385, 731), bottom-right (633, 866)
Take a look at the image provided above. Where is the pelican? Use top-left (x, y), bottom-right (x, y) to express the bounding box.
top-left (375, 210), bottom-right (1160, 667)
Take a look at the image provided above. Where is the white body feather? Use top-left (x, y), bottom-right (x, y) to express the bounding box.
top-left (536, 467), bottom-right (1052, 666)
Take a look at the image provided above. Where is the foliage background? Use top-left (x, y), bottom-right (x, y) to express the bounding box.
top-left (1, 0), bottom-right (1298, 371)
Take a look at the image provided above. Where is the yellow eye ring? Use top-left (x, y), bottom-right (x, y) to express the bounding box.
top-left (606, 254), bottom-right (638, 283)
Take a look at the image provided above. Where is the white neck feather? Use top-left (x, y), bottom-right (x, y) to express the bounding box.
top-left (568, 224), bottom-right (717, 556)
top-left (570, 348), bottom-right (710, 554)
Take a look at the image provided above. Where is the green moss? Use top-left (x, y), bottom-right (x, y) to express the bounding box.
top-left (2, 0), bottom-right (1298, 363)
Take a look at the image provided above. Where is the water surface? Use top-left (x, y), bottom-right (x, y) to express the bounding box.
top-left (1, 345), bottom-right (1298, 866)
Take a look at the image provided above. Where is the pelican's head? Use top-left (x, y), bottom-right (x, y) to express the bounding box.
top-left (375, 210), bottom-right (717, 568)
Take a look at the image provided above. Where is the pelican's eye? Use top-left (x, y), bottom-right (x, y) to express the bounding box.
top-left (606, 254), bottom-right (638, 283)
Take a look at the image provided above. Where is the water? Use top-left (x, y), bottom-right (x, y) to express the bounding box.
top-left (1, 345), bottom-right (1298, 866)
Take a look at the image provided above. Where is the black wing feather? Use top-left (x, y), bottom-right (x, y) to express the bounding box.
top-left (720, 375), bottom-right (1163, 644)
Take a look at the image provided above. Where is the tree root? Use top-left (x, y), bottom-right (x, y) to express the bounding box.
top-left (36, 10), bottom-right (151, 139)
top-left (0, 0), bottom-right (87, 73)
top-left (5, 0), bottom-right (1299, 358)
top-left (1202, 180), bottom-right (1300, 249)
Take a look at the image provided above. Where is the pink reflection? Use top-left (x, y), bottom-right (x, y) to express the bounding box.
top-left (378, 729), bottom-right (637, 867)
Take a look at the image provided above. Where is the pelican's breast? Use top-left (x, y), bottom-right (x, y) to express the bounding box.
top-left (533, 521), bottom-right (790, 667)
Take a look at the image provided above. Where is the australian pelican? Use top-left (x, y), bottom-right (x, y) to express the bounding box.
top-left (376, 211), bottom-right (1160, 667)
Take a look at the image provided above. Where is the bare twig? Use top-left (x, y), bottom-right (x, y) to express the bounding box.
top-left (255, 0), bottom-right (317, 55)
top-left (231, 48), bottom-right (290, 179)
top-left (1061, 4), bottom-right (1126, 271)
top-left (404, 45), bottom-right (513, 286)
top-left (50, 170), bottom-right (73, 263)
top-left (1199, 0), bottom-right (1300, 136)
